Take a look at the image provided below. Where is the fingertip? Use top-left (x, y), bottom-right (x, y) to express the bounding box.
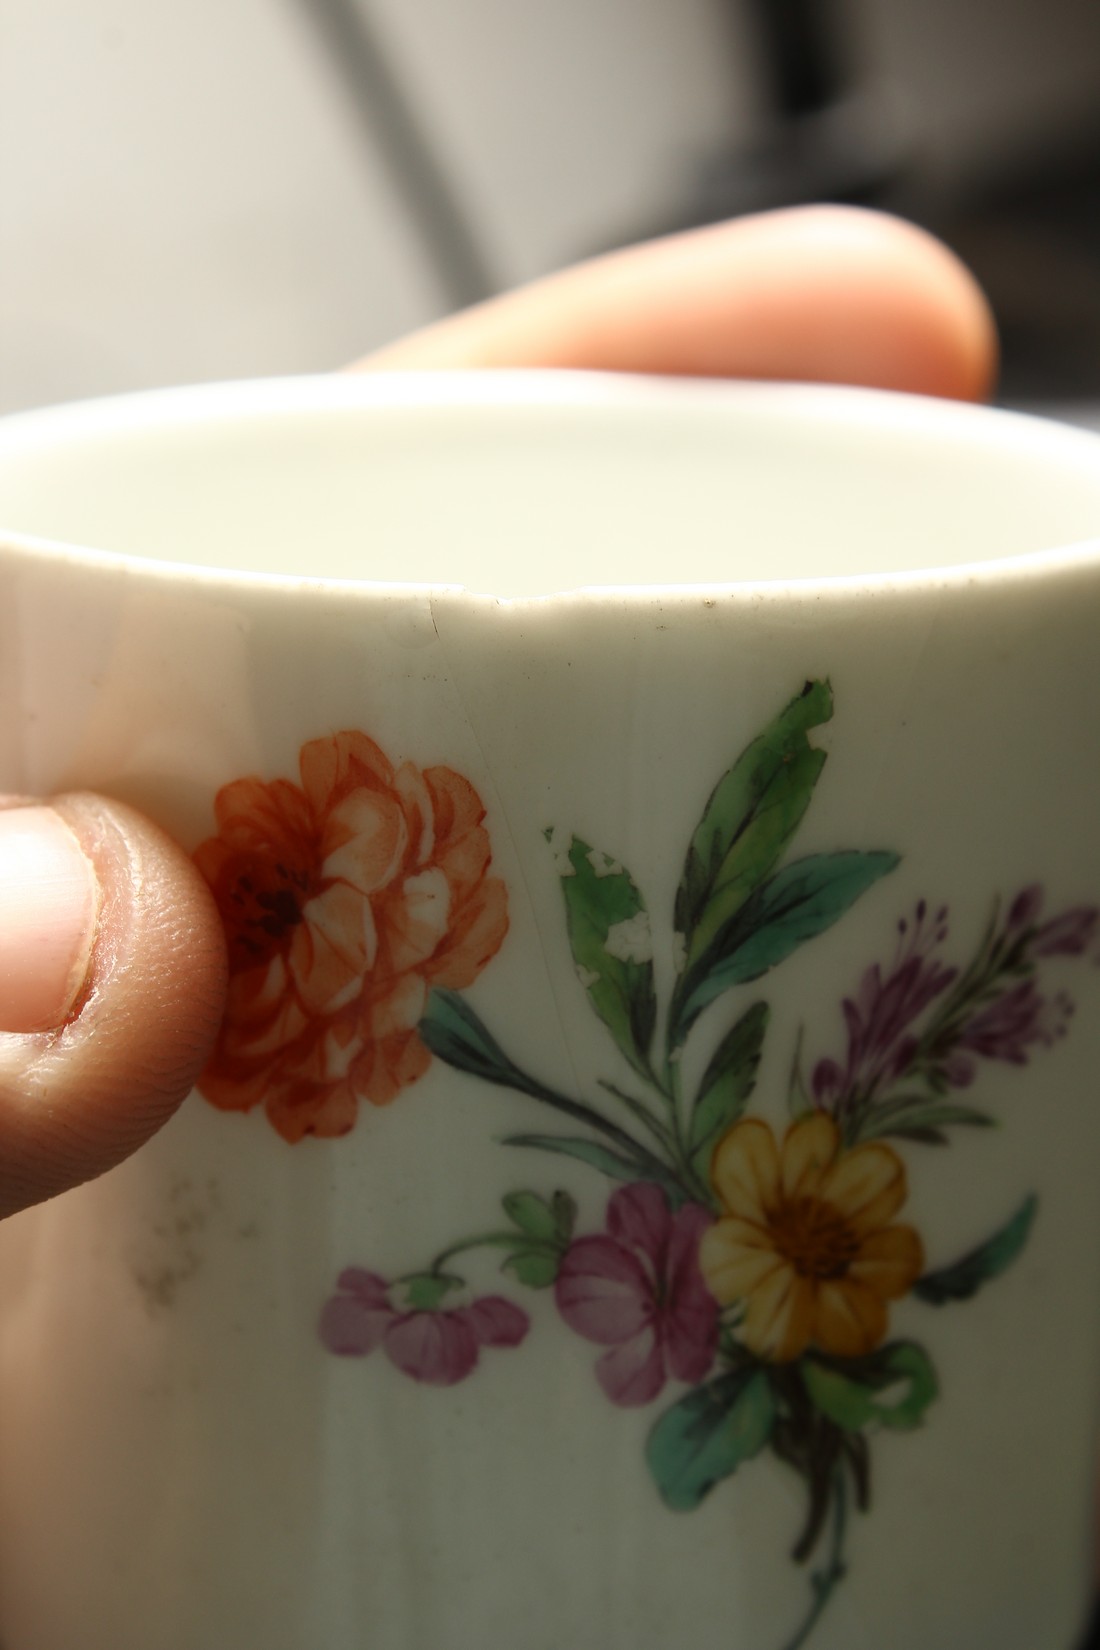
top-left (0, 794), bottom-right (228, 1219)
top-left (357, 204), bottom-right (999, 405)
top-left (783, 207), bottom-right (1000, 403)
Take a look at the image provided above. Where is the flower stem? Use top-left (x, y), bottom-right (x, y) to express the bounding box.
top-left (780, 1469), bottom-right (849, 1650)
top-left (597, 1080), bottom-right (678, 1153)
top-left (426, 1233), bottom-right (527, 1277)
top-left (507, 1069), bottom-right (678, 1183)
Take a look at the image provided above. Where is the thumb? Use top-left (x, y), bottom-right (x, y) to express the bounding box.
top-left (0, 795), bottom-right (227, 1218)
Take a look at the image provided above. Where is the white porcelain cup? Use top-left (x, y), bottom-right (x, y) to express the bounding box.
top-left (0, 374), bottom-right (1099, 1650)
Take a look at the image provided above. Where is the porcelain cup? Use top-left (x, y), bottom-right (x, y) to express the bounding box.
top-left (0, 374), bottom-right (1099, 1650)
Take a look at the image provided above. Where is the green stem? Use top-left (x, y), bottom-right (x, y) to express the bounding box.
top-left (661, 1051), bottom-right (685, 1143)
top-left (663, 1053), bottom-right (690, 1161)
top-left (655, 1040), bottom-right (715, 1208)
top-left (427, 1232), bottom-right (528, 1276)
top-left (780, 1469), bottom-right (849, 1650)
top-left (597, 1080), bottom-right (679, 1153)
top-left (506, 1069), bottom-right (677, 1184)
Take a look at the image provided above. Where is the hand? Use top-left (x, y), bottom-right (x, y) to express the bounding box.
top-left (0, 205), bottom-right (995, 1219)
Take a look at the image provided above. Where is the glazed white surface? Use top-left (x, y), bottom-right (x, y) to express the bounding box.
top-left (0, 375), bottom-right (1098, 593)
top-left (0, 376), bottom-right (1098, 1650)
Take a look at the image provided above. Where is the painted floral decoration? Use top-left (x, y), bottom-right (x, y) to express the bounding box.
top-left (199, 685), bottom-right (1097, 1650)
top-left (193, 730), bottom-right (508, 1141)
top-left (555, 1183), bottom-right (718, 1405)
top-left (700, 1115), bottom-right (924, 1364)
top-left (320, 1267), bottom-right (528, 1386)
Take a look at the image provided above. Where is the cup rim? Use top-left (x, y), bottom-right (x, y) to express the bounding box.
top-left (1, 370), bottom-right (1099, 605)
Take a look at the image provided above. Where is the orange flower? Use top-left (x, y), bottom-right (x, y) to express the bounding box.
top-left (194, 732), bottom-right (508, 1142)
top-left (699, 1115), bottom-right (923, 1363)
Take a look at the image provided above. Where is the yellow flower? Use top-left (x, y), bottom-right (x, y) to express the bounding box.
top-left (699, 1114), bottom-right (924, 1363)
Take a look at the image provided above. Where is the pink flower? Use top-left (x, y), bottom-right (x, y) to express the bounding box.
top-left (555, 1184), bottom-right (718, 1407)
top-left (319, 1269), bottom-right (528, 1387)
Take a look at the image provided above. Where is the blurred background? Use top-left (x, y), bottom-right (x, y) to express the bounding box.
top-left (1, 0), bottom-right (1100, 416)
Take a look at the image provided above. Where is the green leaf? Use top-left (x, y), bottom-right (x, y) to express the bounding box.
top-left (688, 1002), bottom-right (770, 1176)
top-left (786, 1025), bottom-right (813, 1121)
top-left (421, 993), bottom-right (678, 1184)
top-left (556, 835), bottom-right (657, 1077)
top-left (858, 1100), bottom-right (994, 1144)
top-left (913, 1195), bottom-right (1037, 1305)
top-left (646, 1370), bottom-right (775, 1511)
top-left (551, 1189), bottom-right (578, 1242)
top-left (502, 1191), bottom-right (560, 1243)
top-left (502, 1247), bottom-right (561, 1289)
top-left (802, 1341), bottom-right (939, 1433)
top-left (418, 988), bottom-right (523, 1088)
top-left (677, 851), bottom-right (899, 1035)
top-left (674, 680), bottom-right (833, 980)
top-left (503, 1132), bottom-right (675, 1193)
top-left (402, 1273), bottom-right (463, 1311)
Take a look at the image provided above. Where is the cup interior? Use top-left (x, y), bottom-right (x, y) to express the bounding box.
top-left (0, 375), bottom-right (1098, 597)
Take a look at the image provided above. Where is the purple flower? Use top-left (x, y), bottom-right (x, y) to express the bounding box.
top-left (1031, 908), bottom-right (1100, 958)
top-left (554, 1184), bottom-right (718, 1407)
top-left (1008, 884), bottom-right (1099, 959)
top-left (812, 901), bottom-right (956, 1108)
top-left (319, 1268), bottom-right (529, 1386)
top-left (1006, 884), bottom-right (1044, 934)
top-left (958, 981), bottom-right (1073, 1065)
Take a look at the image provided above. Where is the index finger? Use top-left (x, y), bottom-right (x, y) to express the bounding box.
top-left (356, 206), bottom-right (997, 403)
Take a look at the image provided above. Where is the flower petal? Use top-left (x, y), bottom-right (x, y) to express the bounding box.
top-left (699, 1217), bottom-right (784, 1307)
top-left (555, 1236), bottom-right (653, 1346)
top-left (266, 1076), bottom-right (359, 1142)
top-left (812, 1279), bottom-right (888, 1358)
top-left (196, 1064), bottom-right (271, 1114)
top-left (299, 731), bottom-right (395, 816)
top-left (710, 1118), bottom-right (781, 1223)
top-left (353, 1024), bottom-right (433, 1108)
top-left (210, 956), bottom-right (311, 1069)
top-left (363, 974), bottom-right (428, 1042)
top-left (318, 1286), bottom-right (392, 1356)
top-left (393, 762), bottom-right (436, 867)
top-left (740, 1265), bottom-right (813, 1363)
top-left (780, 1113), bottom-right (840, 1202)
top-left (606, 1183), bottom-right (671, 1274)
top-left (1032, 905), bottom-right (1099, 957)
top-left (322, 789), bottom-right (408, 895)
top-left (383, 868), bottom-right (453, 974)
top-left (425, 876), bottom-right (510, 990)
top-left (664, 1205), bottom-right (720, 1383)
top-left (594, 1326), bottom-right (666, 1407)
top-left (461, 1296), bottom-right (530, 1348)
top-left (291, 883), bottom-right (375, 1014)
top-left (820, 1140), bottom-right (908, 1238)
top-left (383, 1311), bottom-right (480, 1385)
top-left (207, 775), bottom-right (315, 859)
top-left (422, 766), bottom-right (488, 875)
top-left (335, 1268), bottom-right (390, 1303)
top-left (849, 1224), bottom-right (924, 1300)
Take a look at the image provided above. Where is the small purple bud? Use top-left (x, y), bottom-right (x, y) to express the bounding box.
top-left (1031, 907), bottom-right (1100, 958)
top-left (1007, 885), bottom-right (1044, 933)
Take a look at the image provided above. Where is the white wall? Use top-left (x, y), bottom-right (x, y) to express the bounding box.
top-left (1, 0), bottom-right (1098, 415)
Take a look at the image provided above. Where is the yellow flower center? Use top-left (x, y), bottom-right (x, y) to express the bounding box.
top-left (768, 1196), bottom-right (860, 1282)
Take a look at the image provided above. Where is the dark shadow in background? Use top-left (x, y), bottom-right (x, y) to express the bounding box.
top-left (615, 0), bottom-right (1100, 406)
